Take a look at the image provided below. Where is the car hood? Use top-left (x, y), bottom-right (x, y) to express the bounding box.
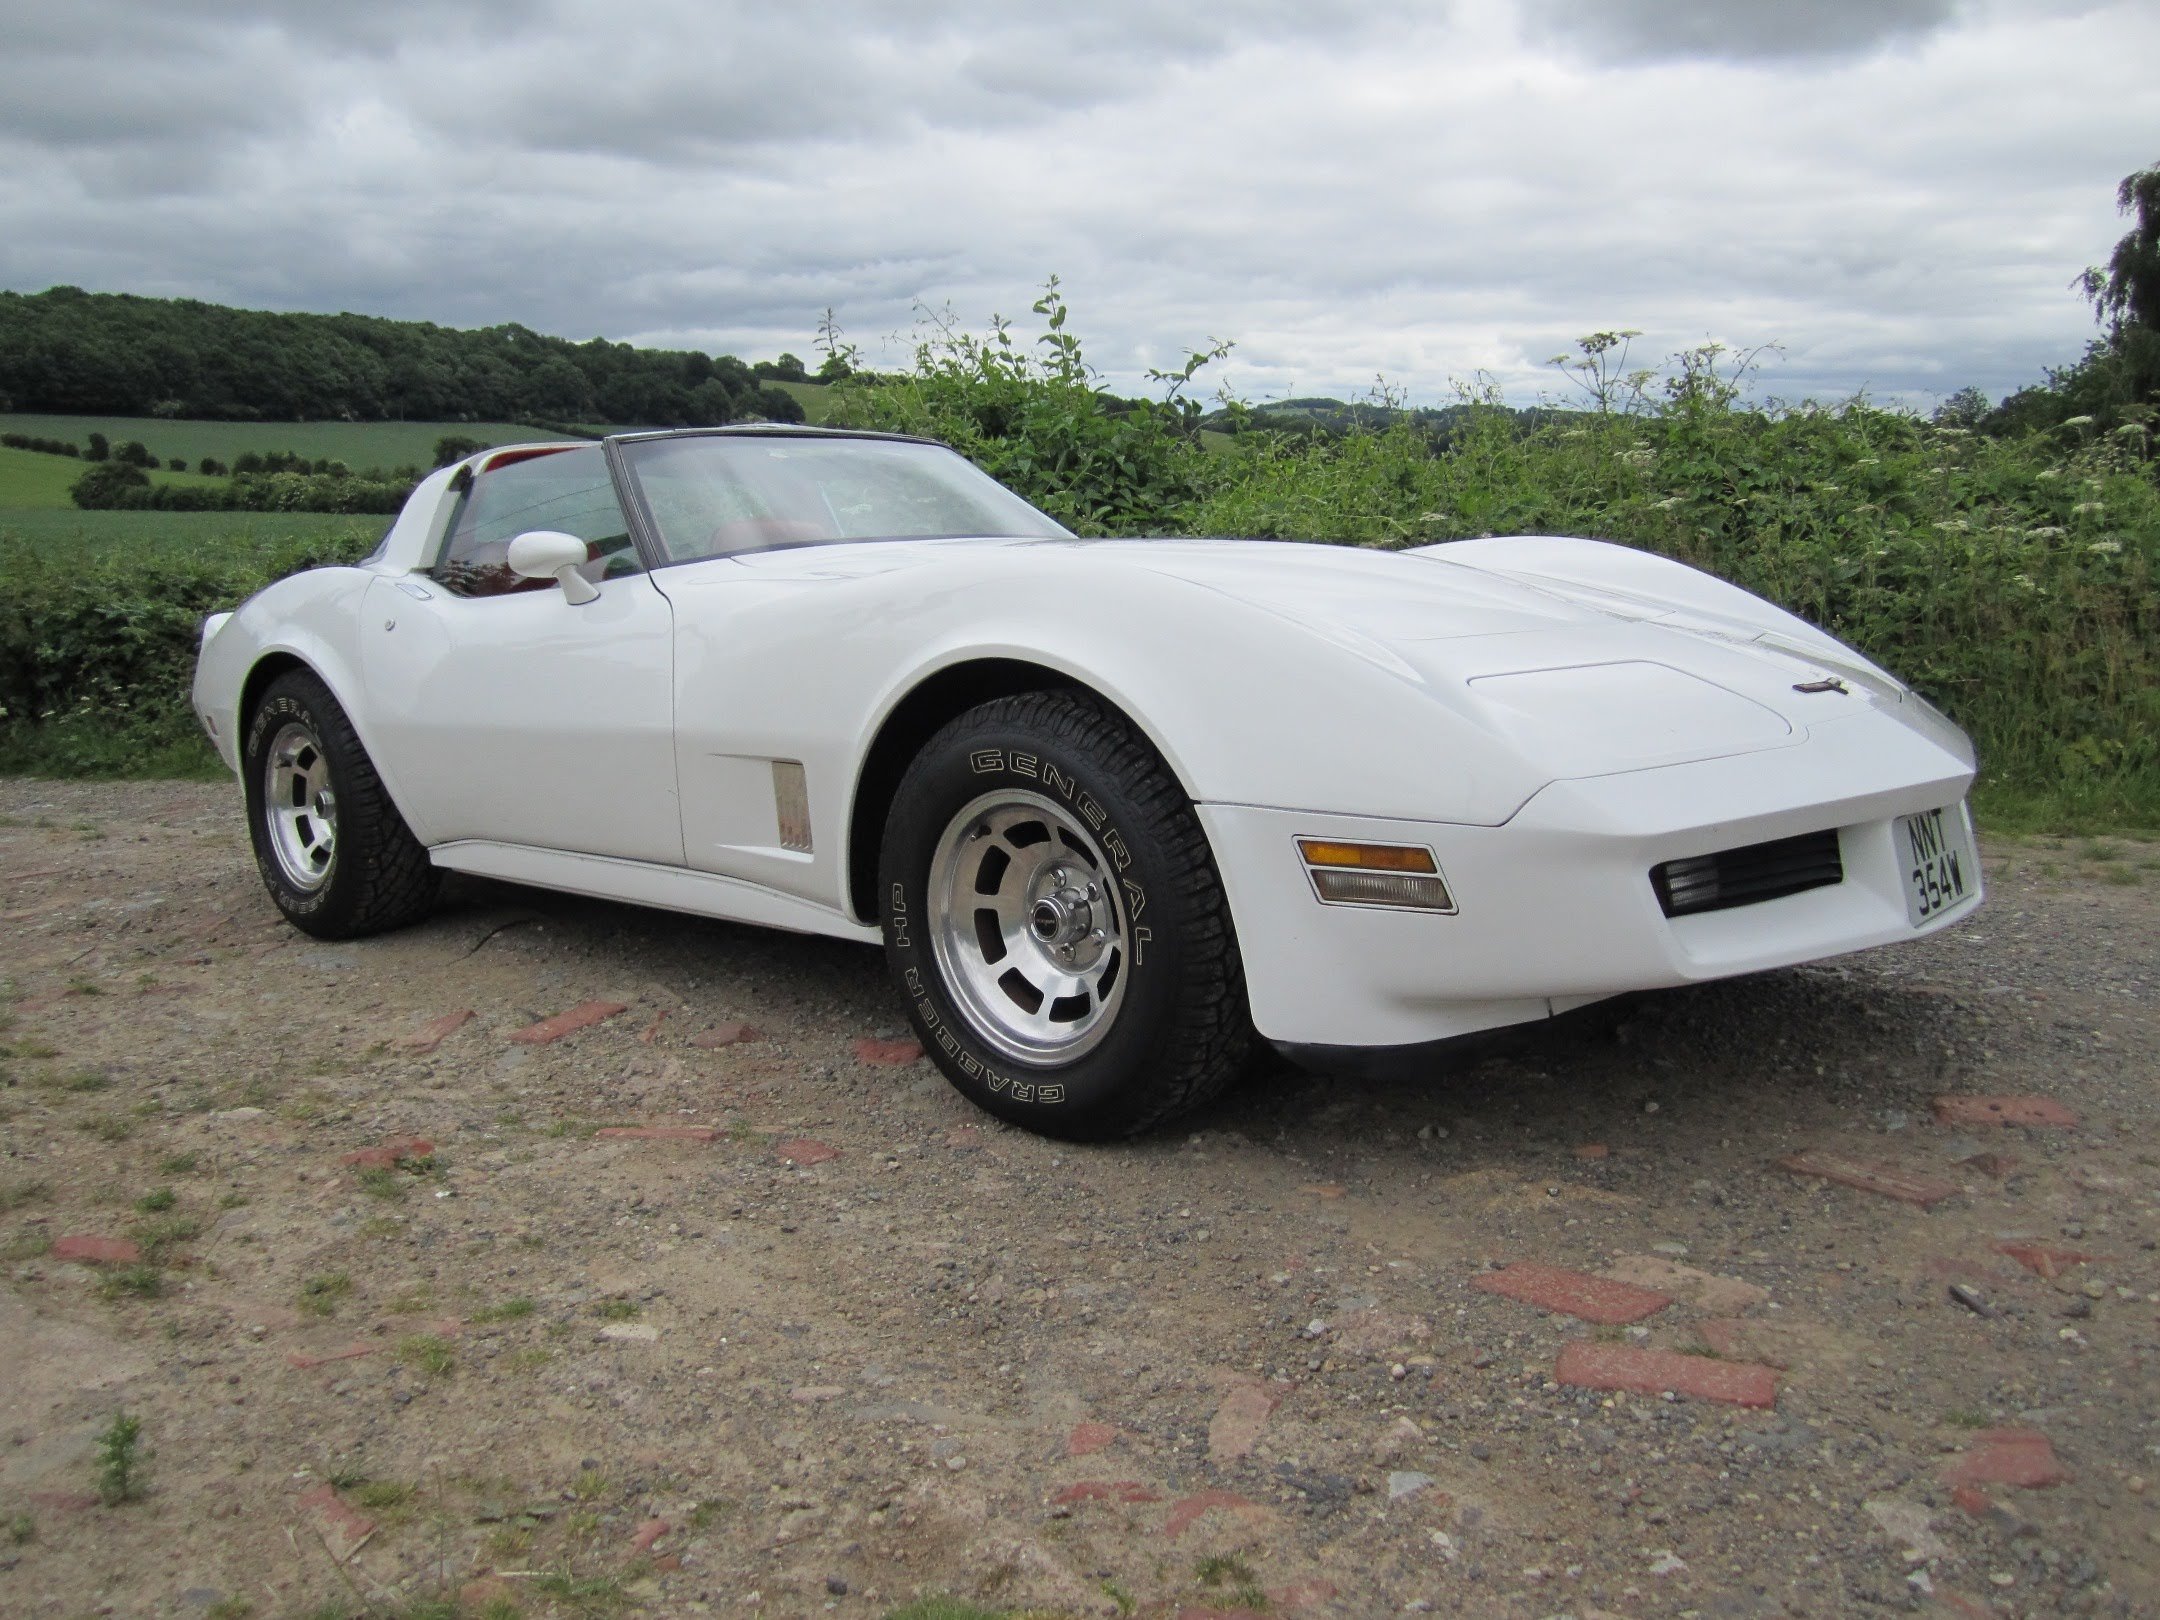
top-left (1109, 538), bottom-right (1906, 775)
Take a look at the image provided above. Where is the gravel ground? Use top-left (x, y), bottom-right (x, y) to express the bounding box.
top-left (1, 778), bottom-right (2155, 1620)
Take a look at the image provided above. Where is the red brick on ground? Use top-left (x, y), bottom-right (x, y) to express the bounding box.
top-left (508, 1000), bottom-right (629, 1045)
top-left (1573, 1142), bottom-right (1610, 1160)
top-left (1067, 1421), bottom-right (1117, 1457)
top-left (1471, 1261), bottom-right (1672, 1325)
top-left (1298, 1184), bottom-right (1346, 1200)
top-left (1554, 1342), bottom-right (1779, 1408)
top-left (1994, 1242), bottom-right (2101, 1279)
top-left (853, 1036), bottom-right (923, 1065)
top-left (1941, 1428), bottom-right (2069, 1490)
top-left (339, 1135), bottom-right (434, 1172)
top-left (775, 1137), bottom-right (839, 1165)
top-left (396, 1009), bottom-right (474, 1053)
top-left (1932, 1094), bottom-right (2079, 1129)
top-left (690, 1021), bottom-right (761, 1048)
top-left (1776, 1151), bottom-right (1958, 1207)
top-left (629, 1518), bottom-right (669, 1552)
top-left (594, 1126), bottom-right (720, 1143)
top-left (1164, 1489), bottom-right (1271, 1540)
top-left (1951, 1486), bottom-right (1996, 1517)
top-left (297, 1482), bottom-right (377, 1561)
top-left (287, 1344), bottom-right (376, 1370)
top-left (51, 1234), bottom-right (142, 1265)
top-left (1053, 1480), bottom-right (1161, 1505)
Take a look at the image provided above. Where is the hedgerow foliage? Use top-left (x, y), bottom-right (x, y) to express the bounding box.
top-left (0, 530), bottom-right (377, 776)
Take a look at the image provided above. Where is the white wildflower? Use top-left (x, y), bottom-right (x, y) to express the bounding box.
top-left (2086, 539), bottom-right (2123, 555)
top-left (2072, 502), bottom-right (2104, 514)
top-left (1933, 520), bottom-right (1970, 533)
top-left (2026, 526), bottom-right (2066, 539)
top-left (2060, 415), bottom-right (2096, 428)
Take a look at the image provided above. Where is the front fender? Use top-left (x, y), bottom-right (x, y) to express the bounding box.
top-left (192, 568), bottom-right (434, 842)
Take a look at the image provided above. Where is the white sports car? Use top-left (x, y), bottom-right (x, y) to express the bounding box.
top-left (193, 426), bottom-right (1982, 1138)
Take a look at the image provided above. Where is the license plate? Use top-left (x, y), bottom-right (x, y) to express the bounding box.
top-left (1897, 804), bottom-right (1974, 926)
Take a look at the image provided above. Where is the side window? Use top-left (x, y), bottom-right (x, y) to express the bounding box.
top-left (430, 446), bottom-right (640, 598)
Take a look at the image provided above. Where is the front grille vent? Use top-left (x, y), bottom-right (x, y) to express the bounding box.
top-left (1651, 828), bottom-right (1843, 918)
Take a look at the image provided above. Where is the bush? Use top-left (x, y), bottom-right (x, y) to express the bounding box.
top-left (0, 433), bottom-right (81, 457)
top-left (821, 277), bottom-right (1223, 534)
top-left (433, 434), bottom-right (486, 467)
top-left (69, 461), bottom-right (150, 506)
top-left (0, 526), bottom-right (377, 771)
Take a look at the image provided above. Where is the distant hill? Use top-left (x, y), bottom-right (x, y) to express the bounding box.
top-left (0, 285), bottom-right (818, 429)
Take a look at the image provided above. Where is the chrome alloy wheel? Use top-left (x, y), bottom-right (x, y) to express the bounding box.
top-left (263, 720), bottom-right (338, 892)
top-left (926, 789), bottom-right (1129, 1065)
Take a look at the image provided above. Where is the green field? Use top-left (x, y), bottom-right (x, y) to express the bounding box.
top-left (0, 445), bottom-right (230, 510)
top-left (0, 507), bottom-right (385, 563)
top-left (0, 413), bottom-right (556, 475)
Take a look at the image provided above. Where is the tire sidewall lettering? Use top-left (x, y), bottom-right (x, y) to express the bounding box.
top-left (894, 743), bottom-right (1164, 1114)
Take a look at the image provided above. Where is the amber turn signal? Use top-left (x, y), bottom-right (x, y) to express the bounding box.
top-left (1295, 839), bottom-right (1438, 873)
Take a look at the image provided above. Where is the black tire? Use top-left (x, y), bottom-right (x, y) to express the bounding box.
top-left (242, 669), bottom-right (438, 939)
top-left (877, 690), bottom-right (1250, 1140)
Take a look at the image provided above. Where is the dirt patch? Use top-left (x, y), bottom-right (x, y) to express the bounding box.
top-left (1, 780), bottom-right (2156, 1617)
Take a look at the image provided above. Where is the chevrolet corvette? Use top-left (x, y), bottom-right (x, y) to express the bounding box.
top-left (193, 426), bottom-right (1982, 1137)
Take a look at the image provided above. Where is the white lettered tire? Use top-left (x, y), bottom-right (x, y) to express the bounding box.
top-left (878, 690), bottom-right (1250, 1139)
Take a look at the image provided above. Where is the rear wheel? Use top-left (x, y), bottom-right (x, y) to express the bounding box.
top-left (878, 690), bottom-right (1250, 1139)
top-left (243, 670), bottom-right (438, 939)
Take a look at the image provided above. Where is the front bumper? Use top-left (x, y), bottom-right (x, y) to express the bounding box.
top-left (1198, 709), bottom-right (1981, 1052)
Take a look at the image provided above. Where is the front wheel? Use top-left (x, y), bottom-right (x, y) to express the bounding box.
top-left (878, 690), bottom-right (1251, 1140)
top-left (243, 669), bottom-right (438, 939)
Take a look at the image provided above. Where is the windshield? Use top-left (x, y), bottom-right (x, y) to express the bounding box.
top-left (616, 434), bottom-right (1071, 561)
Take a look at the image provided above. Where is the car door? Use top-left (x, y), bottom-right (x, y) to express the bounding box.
top-left (358, 444), bottom-right (684, 864)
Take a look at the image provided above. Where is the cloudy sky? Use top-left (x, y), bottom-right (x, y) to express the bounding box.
top-left (2, 0), bottom-right (2154, 410)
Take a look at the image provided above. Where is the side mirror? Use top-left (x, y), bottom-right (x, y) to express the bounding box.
top-left (506, 530), bottom-right (600, 605)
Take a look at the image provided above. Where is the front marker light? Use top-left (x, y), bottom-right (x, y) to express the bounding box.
top-left (1296, 839), bottom-right (1456, 913)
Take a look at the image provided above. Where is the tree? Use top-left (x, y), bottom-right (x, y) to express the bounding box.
top-left (84, 431), bottom-right (109, 461)
top-left (432, 434), bottom-right (486, 468)
top-left (750, 384), bottom-right (807, 423)
top-left (2079, 159), bottom-right (2160, 402)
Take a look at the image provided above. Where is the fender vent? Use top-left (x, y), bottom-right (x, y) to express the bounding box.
top-left (1651, 828), bottom-right (1843, 918)
top-left (773, 760), bottom-right (812, 853)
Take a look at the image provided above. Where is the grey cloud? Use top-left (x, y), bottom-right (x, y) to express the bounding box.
top-left (1520, 0), bottom-right (1960, 62)
top-left (0, 0), bottom-right (2149, 413)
